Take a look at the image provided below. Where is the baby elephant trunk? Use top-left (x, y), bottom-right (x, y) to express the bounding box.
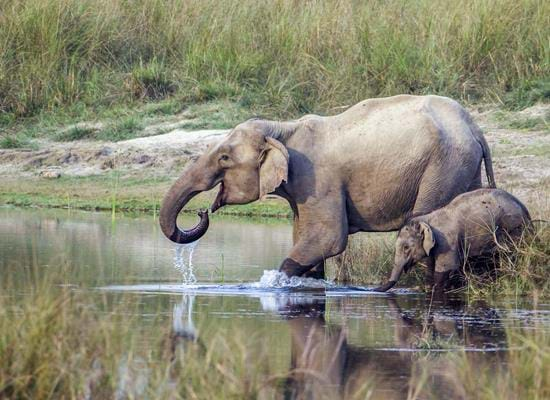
top-left (373, 260), bottom-right (408, 292)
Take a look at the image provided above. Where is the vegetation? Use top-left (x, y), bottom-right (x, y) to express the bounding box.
top-left (0, 286), bottom-right (281, 399)
top-left (0, 0), bottom-right (548, 132)
top-left (1, 271), bottom-right (549, 399)
top-left (409, 325), bottom-right (550, 399)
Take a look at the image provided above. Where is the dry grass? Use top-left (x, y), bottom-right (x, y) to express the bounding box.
top-left (410, 323), bottom-right (550, 399)
top-left (2, 270), bottom-right (549, 399)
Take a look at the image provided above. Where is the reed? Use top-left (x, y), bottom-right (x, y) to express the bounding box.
top-left (1, 0), bottom-right (548, 123)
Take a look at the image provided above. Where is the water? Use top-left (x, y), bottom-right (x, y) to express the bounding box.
top-left (173, 242), bottom-right (199, 284)
top-left (1, 207), bottom-right (549, 398)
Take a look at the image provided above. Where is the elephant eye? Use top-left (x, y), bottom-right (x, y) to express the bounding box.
top-left (403, 244), bottom-right (409, 251)
top-left (219, 154), bottom-right (230, 162)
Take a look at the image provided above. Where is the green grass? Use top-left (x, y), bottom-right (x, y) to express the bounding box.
top-left (177, 101), bottom-right (254, 130)
top-left (55, 125), bottom-right (97, 141)
top-left (95, 116), bottom-right (144, 141)
top-left (1, 98), bottom-right (255, 145)
top-left (493, 109), bottom-right (550, 132)
top-left (0, 0), bottom-right (548, 128)
top-left (507, 115), bottom-right (549, 131)
top-left (0, 133), bottom-right (34, 149)
top-left (0, 175), bottom-right (292, 218)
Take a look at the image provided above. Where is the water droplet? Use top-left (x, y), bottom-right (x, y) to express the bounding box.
top-left (174, 242), bottom-right (199, 285)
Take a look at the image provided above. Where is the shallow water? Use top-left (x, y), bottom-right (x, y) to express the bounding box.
top-left (1, 207), bottom-right (549, 398)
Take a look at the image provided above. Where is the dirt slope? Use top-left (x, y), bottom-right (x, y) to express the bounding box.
top-left (1, 104), bottom-right (548, 204)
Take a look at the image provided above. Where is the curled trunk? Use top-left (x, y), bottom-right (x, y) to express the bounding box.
top-left (159, 173), bottom-right (211, 244)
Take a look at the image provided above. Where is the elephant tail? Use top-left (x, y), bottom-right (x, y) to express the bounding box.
top-left (472, 124), bottom-right (496, 188)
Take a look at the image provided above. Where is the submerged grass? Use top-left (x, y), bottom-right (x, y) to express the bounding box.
top-left (0, 0), bottom-right (548, 126)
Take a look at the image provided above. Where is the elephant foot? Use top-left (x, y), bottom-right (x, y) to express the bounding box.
top-left (302, 262), bottom-right (325, 280)
top-left (279, 258), bottom-right (313, 278)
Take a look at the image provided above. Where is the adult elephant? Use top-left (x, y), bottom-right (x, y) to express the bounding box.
top-left (159, 95), bottom-right (495, 279)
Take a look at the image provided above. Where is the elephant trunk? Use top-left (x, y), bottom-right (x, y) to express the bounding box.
top-left (373, 259), bottom-right (408, 292)
top-left (159, 166), bottom-right (212, 244)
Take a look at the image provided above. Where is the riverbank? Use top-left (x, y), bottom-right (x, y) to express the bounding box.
top-left (1, 101), bottom-right (548, 219)
top-left (0, 176), bottom-right (292, 218)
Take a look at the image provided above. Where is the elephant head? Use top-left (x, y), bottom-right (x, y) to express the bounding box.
top-left (374, 221), bottom-right (435, 292)
top-left (159, 119), bottom-right (295, 244)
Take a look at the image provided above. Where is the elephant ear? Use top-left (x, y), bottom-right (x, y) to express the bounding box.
top-left (259, 137), bottom-right (289, 199)
top-left (419, 222), bottom-right (435, 256)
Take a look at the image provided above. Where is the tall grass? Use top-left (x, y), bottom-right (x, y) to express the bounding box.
top-left (0, 0), bottom-right (548, 122)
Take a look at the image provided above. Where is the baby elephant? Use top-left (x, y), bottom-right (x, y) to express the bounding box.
top-left (375, 189), bottom-right (531, 292)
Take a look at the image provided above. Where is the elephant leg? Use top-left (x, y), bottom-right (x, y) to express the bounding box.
top-left (280, 199), bottom-right (348, 278)
top-left (280, 258), bottom-right (315, 277)
top-left (433, 270), bottom-right (450, 296)
top-left (291, 214), bottom-right (326, 279)
top-left (303, 261), bottom-right (325, 280)
top-left (420, 257), bottom-right (435, 292)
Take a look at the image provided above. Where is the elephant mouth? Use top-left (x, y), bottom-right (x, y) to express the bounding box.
top-left (211, 181), bottom-right (226, 213)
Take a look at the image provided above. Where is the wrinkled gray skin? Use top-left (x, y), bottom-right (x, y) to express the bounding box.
top-left (375, 189), bottom-right (531, 292)
top-left (159, 95), bottom-right (496, 278)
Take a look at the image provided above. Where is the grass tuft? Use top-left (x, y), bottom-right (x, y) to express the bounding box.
top-left (128, 58), bottom-right (176, 100)
top-left (0, 134), bottom-right (33, 149)
top-left (97, 116), bottom-right (144, 142)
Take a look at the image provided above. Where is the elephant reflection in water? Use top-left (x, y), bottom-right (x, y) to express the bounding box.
top-left (278, 296), bottom-right (505, 400)
top-left (163, 294), bottom-right (505, 399)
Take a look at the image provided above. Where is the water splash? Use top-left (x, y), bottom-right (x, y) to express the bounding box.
top-left (173, 242), bottom-right (199, 285)
top-left (254, 270), bottom-right (332, 289)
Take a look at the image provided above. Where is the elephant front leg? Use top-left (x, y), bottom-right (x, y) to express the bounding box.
top-left (279, 258), bottom-right (315, 278)
top-left (419, 257), bottom-right (435, 292)
top-left (282, 199), bottom-right (347, 279)
top-left (303, 261), bottom-right (325, 280)
top-left (279, 215), bottom-right (348, 278)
